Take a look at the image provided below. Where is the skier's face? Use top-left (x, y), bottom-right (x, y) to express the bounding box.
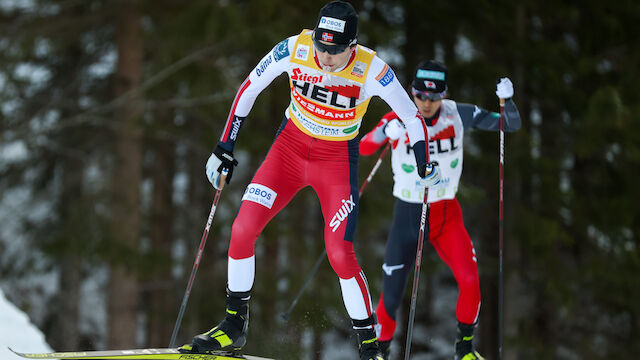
top-left (413, 95), bottom-right (443, 119)
top-left (314, 42), bottom-right (355, 72)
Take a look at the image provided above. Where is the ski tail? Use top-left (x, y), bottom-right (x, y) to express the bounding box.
top-left (8, 347), bottom-right (274, 360)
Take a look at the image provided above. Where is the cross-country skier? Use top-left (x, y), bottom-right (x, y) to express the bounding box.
top-left (359, 60), bottom-right (521, 360)
top-left (179, 2), bottom-right (441, 360)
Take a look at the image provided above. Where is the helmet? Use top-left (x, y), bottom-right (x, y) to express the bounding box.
top-left (412, 60), bottom-right (448, 94)
top-left (313, 1), bottom-right (358, 54)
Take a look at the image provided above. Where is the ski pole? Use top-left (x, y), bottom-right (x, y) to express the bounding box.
top-left (279, 245), bottom-right (325, 322)
top-left (498, 97), bottom-right (505, 360)
top-left (169, 169), bottom-right (228, 348)
top-left (279, 143), bottom-right (391, 321)
top-left (359, 142), bottom-right (390, 196)
top-left (403, 184), bottom-right (429, 360)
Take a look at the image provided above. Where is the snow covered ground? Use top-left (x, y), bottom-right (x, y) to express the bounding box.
top-left (0, 288), bottom-right (52, 359)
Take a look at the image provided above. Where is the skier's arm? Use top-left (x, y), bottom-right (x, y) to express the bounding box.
top-left (457, 100), bottom-right (521, 132)
top-left (457, 77), bottom-right (521, 132)
top-left (207, 37), bottom-right (293, 189)
top-left (359, 112), bottom-right (402, 156)
top-left (218, 37), bottom-right (294, 152)
top-left (359, 118), bottom-right (387, 156)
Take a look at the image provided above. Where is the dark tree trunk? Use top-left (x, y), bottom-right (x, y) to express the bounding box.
top-left (146, 116), bottom-right (177, 347)
top-left (49, 154), bottom-right (83, 350)
top-left (108, 2), bottom-right (144, 349)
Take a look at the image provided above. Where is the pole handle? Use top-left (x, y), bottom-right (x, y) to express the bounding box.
top-left (217, 169), bottom-right (229, 190)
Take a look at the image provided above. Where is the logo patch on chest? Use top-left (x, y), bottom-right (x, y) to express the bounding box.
top-left (351, 61), bottom-right (367, 78)
top-left (295, 44), bottom-right (309, 61)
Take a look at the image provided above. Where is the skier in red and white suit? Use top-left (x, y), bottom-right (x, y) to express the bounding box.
top-left (360, 60), bottom-right (521, 360)
top-left (180, 2), bottom-right (440, 360)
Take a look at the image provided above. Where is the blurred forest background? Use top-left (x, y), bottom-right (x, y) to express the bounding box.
top-left (1, 0), bottom-right (638, 359)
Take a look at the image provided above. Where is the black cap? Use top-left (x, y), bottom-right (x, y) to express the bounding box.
top-left (412, 60), bottom-right (448, 93)
top-left (314, 1), bottom-right (358, 46)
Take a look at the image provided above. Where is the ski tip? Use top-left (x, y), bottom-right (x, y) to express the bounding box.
top-left (8, 347), bottom-right (27, 357)
top-left (7, 347), bottom-right (25, 357)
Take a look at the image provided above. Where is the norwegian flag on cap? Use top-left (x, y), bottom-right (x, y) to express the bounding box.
top-left (314, 1), bottom-right (358, 46)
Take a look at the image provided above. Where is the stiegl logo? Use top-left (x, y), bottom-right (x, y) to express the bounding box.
top-left (329, 195), bottom-right (356, 232)
top-left (291, 68), bottom-right (323, 84)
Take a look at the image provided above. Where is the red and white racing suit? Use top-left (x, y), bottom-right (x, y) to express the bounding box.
top-left (217, 29), bottom-right (429, 321)
top-left (360, 99), bottom-right (521, 339)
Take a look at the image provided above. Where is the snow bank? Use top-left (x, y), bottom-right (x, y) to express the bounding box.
top-left (0, 288), bottom-right (52, 359)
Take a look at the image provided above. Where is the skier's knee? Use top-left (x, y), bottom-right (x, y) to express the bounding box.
top-left (228, 221), bottom-right (258, 258)
top-left (457, 271), bottom-right (480, 293)
top-left (326, 249), bottom-right (359, 278)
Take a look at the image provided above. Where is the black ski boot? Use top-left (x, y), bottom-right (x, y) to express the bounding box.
top-left (378, 340), bottom-right (391, 360)
top-left (180, 289), bottom-right (250, 354)
top-left (354, 316), bottom-right (384, 360)
top-left (454, 322), bottom-right (485, 360)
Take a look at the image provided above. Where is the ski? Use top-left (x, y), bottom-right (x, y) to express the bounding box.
top-left (9, 348), bottom-right (274, 360)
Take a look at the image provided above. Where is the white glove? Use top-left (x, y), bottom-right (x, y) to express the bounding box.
top-left (496, 77), bottom-right (514, 99)
top-left (205, 145), bottom-right (237, 190)
top-left (418, 162), bottom-right (442, 187)
top-left (206, 154), bottom-right (222, 189)
top-left (383, 119), bottom-right (406, 140)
